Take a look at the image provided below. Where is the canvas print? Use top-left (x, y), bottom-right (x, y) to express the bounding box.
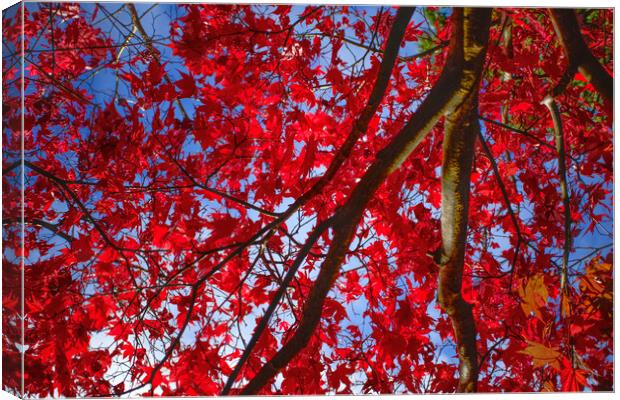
top-left (1, 2), bottom-right (613, 397)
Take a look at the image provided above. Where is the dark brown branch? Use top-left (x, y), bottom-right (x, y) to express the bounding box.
top-left (477, 134), bottom-right (521, 239)
top-left (400, 41), bottom-right (449, 61)
top-left (478, 115), bottom-right (581, 165)
top-left (222, 8), bottom-right (416, 393)
top-left (162, 147), bottom-right (281, 218)
top-left (2, 161), bottom-right (21, 175)
top-left (110, 285), bottom-right (200, 397)
top-left (24, 161), bottom-right (119, 250)
top-left (24, 57), bottom-right (93, 105)
top-left (126, 4), bottom-right (189, 120)
top-left (221, 216), bottom-right (335, 394)
top-left (478, 115), bottom-right (555, 151)
top-left (18, 37), bottom-right (170, 54)
top-left (548, 9), bottom-right (613, 105)
top-left (298, 32), bottom-right (448, 62)
top-left (210, 5), bottom-right (416, 269)
top-left (477, 327), bottom-right (509, 372)
top-left (477, 131), bottom-right (522, 284)
top-left (2, 217), bottom-right (75, 243)
top-left (568, 243), bottom-right (612, 269)
top-left (289, 7), bottom-right (416, 213)
top-left (238, 7), bottom-right (492, 395)
top-left (245, 6), bottom-right (324, 36)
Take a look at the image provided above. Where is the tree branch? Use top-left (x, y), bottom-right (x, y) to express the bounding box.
top-left (222, 7), bottom-right (416, 392)
top-left (2, 217), bottom-right (75, 243)
top-left (542, 94), bottom-right (580, 370)
top-left (436, 94), bottom-right (481, 393)
top-left (289, 7), bottom-right (416, 213)
top-left (478, 115), bottom-right (555, 151)
top-left (541, 95), bottom-right (572, 316)
top-left (220, 216), bottom-right (335, 394)
top-left (237, 7), bottom-right (492, 394)
top-left (126, 4), bottom-right (190, 120)
top-left (298, 32), bottom-right (448, 62)
top-left (548, 9), bottom-right (612, 108)
top-left (477, 130), bottom-right (522, 285)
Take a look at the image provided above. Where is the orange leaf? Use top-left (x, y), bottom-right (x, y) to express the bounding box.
top-left (518, 274), bottom-right (549, 320)
top-left (519, 341), bottom-right (561, 371)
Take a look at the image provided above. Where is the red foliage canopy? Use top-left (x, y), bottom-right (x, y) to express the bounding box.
top-left (2, 4), bottom-right (613, 396)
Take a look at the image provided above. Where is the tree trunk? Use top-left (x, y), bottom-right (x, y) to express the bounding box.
top-left (436, 96), bottom-right (480, 392)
